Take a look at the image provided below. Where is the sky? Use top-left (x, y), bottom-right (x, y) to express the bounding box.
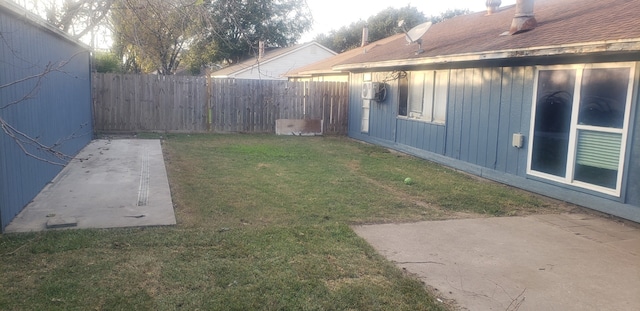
top-left (300, 0), bottom-right (516, 42)
top-left (16, 0), bottom-right (516, 49)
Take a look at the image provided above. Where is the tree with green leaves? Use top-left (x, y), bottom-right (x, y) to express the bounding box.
top-left (315, 6), bottom-right (469, 53)
top-left (109, 0), bottom-right (311, 75)
top-left (94, 51), bottom-right (122, 73)
top-left (110, 0), bottom-right (209, 75)
top-left (184, 0), bottom-right (312, 72)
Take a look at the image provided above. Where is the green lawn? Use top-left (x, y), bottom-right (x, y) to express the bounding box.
top-left (0, 134), bottom-right (562, 310)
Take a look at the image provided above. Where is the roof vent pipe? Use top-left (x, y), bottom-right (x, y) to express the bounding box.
top-left (258, 40), bottom-right (265, 60)
top-left (361, 25), bottom-right (369, 47)
top-left (486, 0), bottom-right (501, 15)
top-left (509, 0), bottom-right (537, 34)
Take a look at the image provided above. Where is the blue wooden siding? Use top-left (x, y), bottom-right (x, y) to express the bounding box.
top-left (0, 7), bottom-right (93, 230)
top-left (349, 72), bottom-right (398, 142)
top-left (442, 67), bottom-right (533, 175)
top-left (348, 74), bottom-right (364, 135)
top-left (627, 122), bottom-right (640, 205)
top-left (396, 120), bottom-right (446, 154)
top-left (367, 73), bottom-right (396, 142)
top-left (624, 63), bottom-right (640, 207)
top-left (348, 63), bottom-right (640, 222)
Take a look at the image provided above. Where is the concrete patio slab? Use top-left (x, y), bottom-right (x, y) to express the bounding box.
top-left (5, 139), bottom-right (176, 233)
top-left (353, 213), bottom-right (640, 311)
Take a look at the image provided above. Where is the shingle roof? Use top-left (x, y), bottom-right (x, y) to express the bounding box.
top-left (211, 42), bottom-right (335, 77)
top-left (331, 0), bottom-right (640, 70)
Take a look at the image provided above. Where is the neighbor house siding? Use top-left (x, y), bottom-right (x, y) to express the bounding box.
top-left (234, 44), bottom-right (335, 80)
top-left (0, 4), bottom-right (93, 230)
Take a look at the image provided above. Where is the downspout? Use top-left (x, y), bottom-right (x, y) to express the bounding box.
top-left (510, 0), bottom-right (537, 35)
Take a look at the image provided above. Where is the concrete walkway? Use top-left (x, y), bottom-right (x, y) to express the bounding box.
top-left (5, 139), bottom-right (176, 232)
top-left (354, 213), bottom-right (640, 311)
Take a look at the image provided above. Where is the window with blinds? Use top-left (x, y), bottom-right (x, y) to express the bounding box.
top-left (575, 131), bottom-right (622, 170)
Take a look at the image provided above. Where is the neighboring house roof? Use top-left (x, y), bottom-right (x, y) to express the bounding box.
top-left (333, 0), bottom-right (640, 71)
top-left (211, 41), bottom-right (336, 79)
top-left (285, 34), bottom-right (404, 78)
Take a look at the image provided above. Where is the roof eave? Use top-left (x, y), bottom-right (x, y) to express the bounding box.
top-left (213, 42), bottom-right (336, 77)
top-left (285, 74), bottom-right (312, 78)
top-left (288, 69), bottom-right (349, 77)
top-left (333, 39), bottom-right (640, 71)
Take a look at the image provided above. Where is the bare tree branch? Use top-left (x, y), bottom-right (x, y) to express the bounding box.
top-left (1, 39), bottom-right (89, 166)
top-left (0, 116), bottom-right (84, 166)
top-left (38, 0), bottom-right (115, 40)
top-left (1, 51), bottom-right (85, 110)
top-left (1, 61), bottom-right (58, 110)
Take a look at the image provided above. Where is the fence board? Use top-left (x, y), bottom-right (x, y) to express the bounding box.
top-left (93, 74), bottom-right (349, 135)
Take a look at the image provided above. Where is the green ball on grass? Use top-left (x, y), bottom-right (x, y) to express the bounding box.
top-left (404, 177), bottom-right (413, 185)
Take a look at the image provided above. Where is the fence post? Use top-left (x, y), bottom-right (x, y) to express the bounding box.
top-left (206, 71), bottom-right (212, 132)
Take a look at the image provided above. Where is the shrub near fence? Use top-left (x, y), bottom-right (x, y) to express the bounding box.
top-left (92, 73), bottom-right (349, 135)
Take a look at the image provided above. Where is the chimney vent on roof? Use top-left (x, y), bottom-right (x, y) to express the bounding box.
top-left (361, 25), bottom-right (369, 47)
top-left (510, 0), bottom-right (537, 34)
top-left (486, 0), bottom-right (501, 15)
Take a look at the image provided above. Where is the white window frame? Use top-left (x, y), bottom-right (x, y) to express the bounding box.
top-left (404, 70), bottom-right (448, 124)
top-left (527, 62), bottom-right (635, 196)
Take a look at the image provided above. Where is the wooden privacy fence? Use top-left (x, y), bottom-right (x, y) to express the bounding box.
top-left (92, 73), bottom-right (349, 135)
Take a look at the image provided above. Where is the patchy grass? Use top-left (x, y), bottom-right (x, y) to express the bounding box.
top-left (1, 134), bottom-right (562, 310)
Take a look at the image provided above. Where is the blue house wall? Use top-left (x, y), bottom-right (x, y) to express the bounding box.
top-left (348, 61), bottom-right (640, 223)
top-left (0, 3), bottom-right (93, 231)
